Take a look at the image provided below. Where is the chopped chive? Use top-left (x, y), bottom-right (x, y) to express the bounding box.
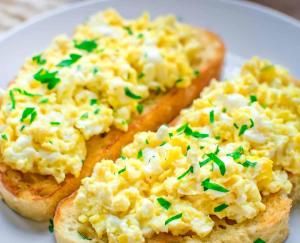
top-left (75, 40), bottom-right (97, 52)
top-left (90, 99), bottom-right (98, 106)
top-left (78, 231), bottom-right (91, 240)
top-left (165, 213), bottom-right (182, 225)
top-left (168, 132), bottom-right (174, 138)
top-left (249, 95), bottom-right (257, 105)
top-left (93, 67), bottom-right (99, 75)
top-left (13, 88), bottom-right (41, 97)
top-left (118, 167), bottom-right (126, 174)
top-left (94, 108), bottom-right (100, 115)
top-left (57, 53), bottom-right (81, 67)
top-left (20, 125), bottom-right (26, 132)
top-left (194, 70), bottom-right (200, 77)
top-left (1, 134), bottom-right (8, 140)
top-left (120, 155), bottom-right (126, 160)
top-left (48, 219), bottom-right (54, 233)
top-left (200, 145), bottom-right (205, 149)
top-left (137, 149), bottom-right (143, 159)
top-left (176, 123), bottom-right (208, 138)
top-left (215, 135), bottom-right (221, 140)
top-left (157, 197), bottom-right (171, 210)
top-left (233, 123), bottom-right (239, 129)
top-left (20, 107), bottom-right (37, 124)
top-left (136, 104), bottom-right (144, 114)
top-left (199, 157), bottom-right (211, 167)
top-left (138, 72), bottom-right (145, 80)
top-left (239, 124), bottom-right (248, 136)
top-left (50, 121), bottom-right (60, 126)
top-left (123, 26), bottom-right (133, 35)
top-left (177, 166), bottom-right (193, 180)
top-left (124, 87), bottom-right (142, 99)
top-left (39, 98), bottom-right (49, 104)
top-left (227, 146), bottom-right (244, 160)
top-left (250, 118), bottom-right (254, 128)
top-left (137, 33), bottom-right (144, 39)
top-left (222, 107), bottom-right (227, 113)
top-left (145, 139), bottom-right (149, 144)
top-left (9, 90), bottom-right (16, 110)
top-left (209, 110), bottom-right (214, 124)
top-left (241, 160), bottom-right (257, 168)
top-left (175, 78), bottom-right (183, 84)
top-left (32, 54), bottom-right (46, 65)
top-left (34, 69), bottom-right (60, 90)
top-left (201, 178), bottom-right (229, 192)
top-left (80, 112), bottom-right (89, 120)
top-left (254, 238), bottom-right (265, 243)
top-left (214, 203), bottom-right (228, 212)
top-left (207, 153), bottom-right (226, 176)
top-left (160, 141), bottom-right (167, 146)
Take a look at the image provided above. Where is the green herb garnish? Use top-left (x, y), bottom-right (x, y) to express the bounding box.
top-left (138, 72), bottom-right (145, 80)
top-left (177, 166), bottom-right (193, 180)
top-left (118, 167), bottom-right (126, 174)
top-left (175, 78), bottom-right (183, 84)
top-left (194, 70), bottom-right (200, 77)
top-left (13, 88), bottom-right (41, 97)
top-left (136, 104), bottom-right (144, 114)
top-left (233, 123), bottom-right (239, 129)
top-left (34, 69), bottom-right (60, 90)
top-left (239, 119), bottom-right (255, 136)
top-left (80, 112), bottom-right (89, 120)
top-left (75, 40), bottom-right (97, 52)
top-left (57, 53), bottom-right (81, 67)
top-left (214, 203), bottom-right (228, 212)
top-left (207, 153), bottom-right (226, 176)
top-left (254, 238), bottom-right (265, 243)
top-left (157, 197), bottom-right (171, 210)
top-left (249, 95), bottom-right (257, 105)
top-left (137, 149), bottom-right (143, 159)
top-left (160, 141), bottom-right (167, 146)
top-left (124, 26), bottom-right (133, 35)
top-left (48, 219), bottom-right (54, 233)
top-left (241, 160), bottom-right (257, 168)
top-left (165, 213), bottom-right (182, 225)
top-left (20, 107), bottom-right (37, 124)
top-left (176, 123), bottom-right (208, 139)
top-left (9, 90), bottom-right (15, 110)
top-left (209, 110), bottom-right (214, 124)
top-left (94, 108), bottom-right (100, 115)
top-left (227, 146), bottom-right (244, 160)
top-left (39, 98), bottom-right (49, 104)
top-left (124, 87), bottom-right (142, 99)
top-left (90, 99), bottom-right (98, 106)
top-left (20, 125), bottom-right (26, 132)
top-left (32, 54), bottom-right (46, 65)
top-left (201, 178), bottom-right (229, 192)
top-left (1, 134), bottom-right (8, 140)
top-left (50, 121), bottom-right (60, 126)
top-left (137, 33), bottom-right (144, 39)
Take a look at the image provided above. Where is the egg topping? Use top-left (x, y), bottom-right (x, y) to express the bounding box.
top-left (74, 58), bottom-right (297, 242)
top-left (0, 10), bottom-right (202, 182)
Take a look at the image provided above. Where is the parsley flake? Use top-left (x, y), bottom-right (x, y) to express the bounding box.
top-left (177, 166), bottom-right (193, 180)
top-left (241, 160), bottom-right (257, 168)
top-left (209, 110), bottom-right (214, 124)
top-left (57, 53), bottom-right (81, 67)
top-left (201, 178), bottom-right (229, 192)
top-left (34, 69), bottom-right (60, 90)
top-left (165, 213), bottom-right (182, 225)
top-left (124, 87), bottom-right (142, 99)
top-left (157, 197), bottom-right (171, 210)
top-left (32, 54), bottom-right (46, 65)
top-left (136, 104), bottom-right (144, 114)
top-left (118, 167), bottom-right (126, 174)
top-left (48, 219), bottom-right (54, 233)
top-left (75, 40), bottom-right (97, 52)
top-left (214, 203), bottom-right (228, 212)
top-left (20, 107), bottom-right (37, 124)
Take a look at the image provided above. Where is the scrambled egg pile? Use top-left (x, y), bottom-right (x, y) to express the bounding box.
top-left (0, 10), bottom-right (202, 182)
top-left (75, 58), bottom-right (298, 242)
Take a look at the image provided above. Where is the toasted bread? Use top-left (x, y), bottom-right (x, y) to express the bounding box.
top-left (54, 192), bottom-right (291, 243)
top-left (0, 29), bottom-right (225, 221)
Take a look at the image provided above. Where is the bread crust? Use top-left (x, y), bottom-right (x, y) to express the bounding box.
top-left (0, 29), bottom-right (225, 221)
top-left (54, 192), bottom-right (291, 243)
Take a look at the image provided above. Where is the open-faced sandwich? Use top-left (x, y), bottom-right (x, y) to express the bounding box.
top-left (0, 9), bottom-right (225, 221)
top-left (55, 58), bottom-right (300, 243)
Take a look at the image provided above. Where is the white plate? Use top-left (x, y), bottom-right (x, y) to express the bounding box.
top-left (0, 0), bottom-right (299, 242)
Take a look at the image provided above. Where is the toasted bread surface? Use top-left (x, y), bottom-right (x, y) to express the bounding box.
top-left (0, 29), bottom-right (225, 221)
top-left (54, 192), bottom-right (291, 243)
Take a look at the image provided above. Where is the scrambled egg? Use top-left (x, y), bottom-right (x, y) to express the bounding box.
top-left (0, 10), bottom-right (202, 182)
top-left (74, 58), bottom-right (297, 242)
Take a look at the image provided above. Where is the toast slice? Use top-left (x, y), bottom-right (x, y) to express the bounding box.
top-left (54, 191), bottom-right (291, 243)
top-left (0, 29), bottom-right (225, 221)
